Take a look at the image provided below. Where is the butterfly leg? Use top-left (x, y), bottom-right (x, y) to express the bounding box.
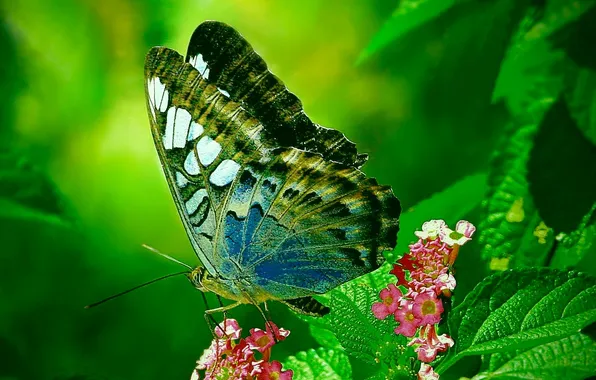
top-left (262, 301), bottom-right (279, 343)
top-left (204, 301), bottom-right (242, 338)
top-left (204, 301), bottom-right (241, 314)
top-left (251, 301), bottom-right (280, 343)
top-left (263, 301), bottom-right (274, 325)
top-left (216, 295), bottom-right (228, 340)
top-left (200, 292), bottom-right (220, 334)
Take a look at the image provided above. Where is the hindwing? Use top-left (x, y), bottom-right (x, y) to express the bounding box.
top-left (219, 148), bottom-right (400, 298)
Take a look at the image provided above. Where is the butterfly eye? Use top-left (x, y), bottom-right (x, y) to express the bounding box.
top-left (188, 267), bottom-right (206, 289)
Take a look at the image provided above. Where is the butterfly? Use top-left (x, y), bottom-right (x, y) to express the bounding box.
top-left (144, 21), bottom-right (401, 317)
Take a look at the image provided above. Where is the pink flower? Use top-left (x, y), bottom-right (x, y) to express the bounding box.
top-left (266, 322), bottom-right (291, 341)
top-left (247, 328), bottom-right (276, 356)
top-left (390, 254), bottom-right (419, 286)
top-left (440, 220), bottom-right (476, 246)
top-left (372, 284), bottom-right (403, 320)
top-left (215, 318), bottom-right (242, 339)
top-left (257, 360), bottom-right (293, 380)
top-left (192, 319), bottom-right (292, 380)
top-left (437, 273), bottom-right (456, 294)
top-left (394, 301), bottom-right (422, 337)
top-left (196, 339), bottom-right (227, 370)
top-left (409, 325), bottom-right (454, 363)
top-left (389, 264), bottom-right (409, 287)
top-left (415, 220), bottom-right (447, 240)
top-left (413, 292), bottom-right (443, 325)
top-left (246, 322), bottom-right (290, 357)
top-left (417, 363), bottom-right (439, 380)
top-left (456, 220), bottom-right (476, 238)
top-left (369, 220), bottom-right (476, 369)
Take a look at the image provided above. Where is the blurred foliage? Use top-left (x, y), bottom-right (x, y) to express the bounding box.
top-left (1, 0), bottom-right (595, 379)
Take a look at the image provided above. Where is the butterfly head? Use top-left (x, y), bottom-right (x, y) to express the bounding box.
top-left (187, 266), bottom-right (208, 292)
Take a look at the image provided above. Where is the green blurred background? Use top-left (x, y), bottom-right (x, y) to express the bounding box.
top-left (2, 0), bottom-right (594, 379)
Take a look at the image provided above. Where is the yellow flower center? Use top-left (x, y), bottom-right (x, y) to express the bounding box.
top-left (383, 296), bottom-right (394, 306)
top-left (422, 300), bottom-right (436, 315)
top-left (256, 335), bottom-right (271, 347)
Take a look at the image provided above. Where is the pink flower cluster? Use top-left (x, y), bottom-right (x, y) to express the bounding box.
top-left (191, 319), bottom-right (293, 380)
top-left (371, 220), bottom-right (475, 379)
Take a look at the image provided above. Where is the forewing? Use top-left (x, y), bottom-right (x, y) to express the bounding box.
top-left (219, 148), bottom-right (401, 299)
top-left (184, 21), bottom-right (368, 169)
top-left (145, 46), bottom-right (271, 275)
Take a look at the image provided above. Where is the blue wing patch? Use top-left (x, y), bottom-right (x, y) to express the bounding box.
top-left (212, 148), bottom-right (400, 300)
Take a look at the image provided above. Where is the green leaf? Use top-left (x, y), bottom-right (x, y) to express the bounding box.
top-left (551, 203), bottom-right (596, 269)
top-left (357, 0), bottom-right (459, 64)
top-left (478, 122), bottom-right (554, 268)
top-left (0, 151), bottom-right (71, 227)
top-left (529, 0), bottom-right (596, 43)
top-left (328, 283), bottom-right (400, 365)
top-left (437, 268), bottom-right (596, 373)
top-left (284, 347), bottom-right (352, 380)
top-left (492, 7), bottom-right (567, 121)
top-left (472, 333), bottom-right (596, 380)
top-left (301, 281), bottom-right (413, 376)
top-left (0, 198), bottom-right (70, 227)
top-left (494, 0), bottom-right (596, 119)
top-left (564, 64), bottom-right (596, 145)
top-left (308, 321), bottom-right (342, 351)
top-left (527, 98), bottom-right (596, 233)
top-left (326, 283), bottom-right (416, 377)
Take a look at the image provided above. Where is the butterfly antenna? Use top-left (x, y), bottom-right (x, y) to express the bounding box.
top-left (142, 243), bottom-right (193, 270)
top-left (84, 271), bottom-right (189, 309)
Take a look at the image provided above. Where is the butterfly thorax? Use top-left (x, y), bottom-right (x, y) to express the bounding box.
top-left (187, 266), bottom-right (270, 305)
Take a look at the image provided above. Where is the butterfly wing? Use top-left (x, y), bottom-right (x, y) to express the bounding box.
top-left (145, 22), bottom-right (400, 303)
top-left (184, 21), bottom-right (368, 169)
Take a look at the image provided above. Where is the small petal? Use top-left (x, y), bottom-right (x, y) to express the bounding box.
top-left (415, 343), bottom-right (440, 363)
top-left (437, 273), bottom-right (456, 292)
top-left (372, 302), bottom-right (391, 320)
top-left (440, 221), bottom-right (476, 247)
top-left (197, 339), bottom-right (227, 369)
top-left (257, 360), bottom-right (294, 380)
top-left (456, 220), bottom-right (476, 238)
top-left (214, 318), bottom-right (242, 339)
top-left (265, 321), bottom-right (290, 341)
top-left (410, 325), bottom-right (454, 363)
top-left (415, 220), bottom-right (446, 240)
top-left (435, 333), bottom-right (455, 348)
top-left (390, 264), bottom-right (410, 286)
top-left (417, 363), bottom-right (439, 380)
